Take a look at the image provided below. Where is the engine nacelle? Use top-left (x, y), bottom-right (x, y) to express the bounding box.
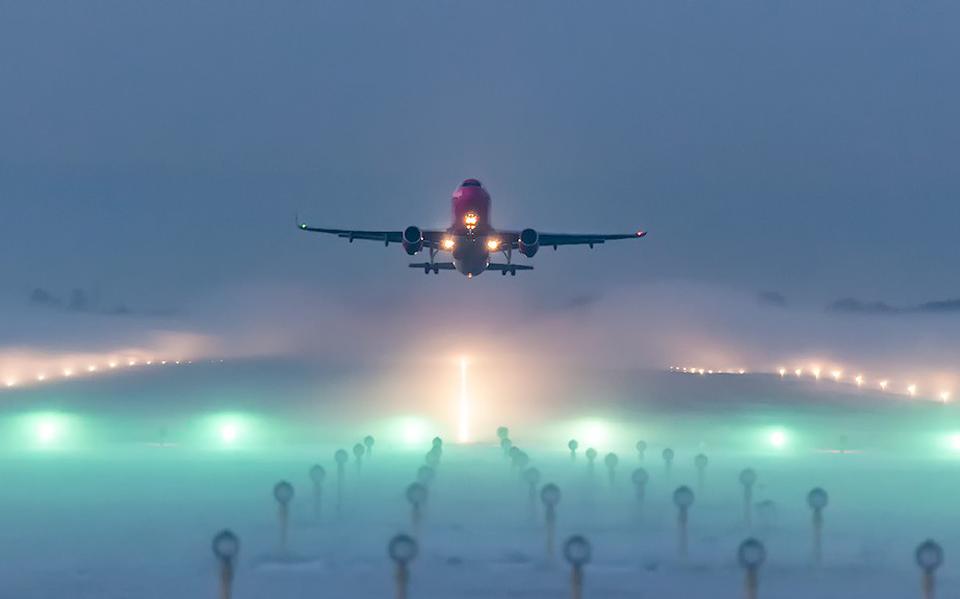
top-left (519, 228), bottom-right (539, 257)
top-left (402, 225), bottom-right (424, 255)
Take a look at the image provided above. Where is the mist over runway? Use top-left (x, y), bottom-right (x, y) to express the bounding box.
top-left (2, 359), bottom-right (959, 598)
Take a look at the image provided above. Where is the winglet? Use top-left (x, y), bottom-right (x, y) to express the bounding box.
top-left (296, 213), bottom-right (307, 230)
top-left (636, 230), bottom-right (647, 238)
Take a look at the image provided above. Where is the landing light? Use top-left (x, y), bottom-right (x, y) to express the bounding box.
top-left (486, 239), bottom-right (500, 251)
top-left (441, 238), bottom-right (455, 250)
top-left (464, 212), bottom-right (478, 230)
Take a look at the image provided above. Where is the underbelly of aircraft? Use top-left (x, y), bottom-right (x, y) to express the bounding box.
top-left (453, 243), bottom-right (490, 277)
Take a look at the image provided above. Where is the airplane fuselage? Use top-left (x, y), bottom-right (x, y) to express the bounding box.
top-left (448, 179), bottom-right (495, 277)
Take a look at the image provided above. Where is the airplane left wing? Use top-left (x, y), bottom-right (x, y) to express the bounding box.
top-left (497, 230), bottom-right (647, 250)
top-left (537, 231), bottom-right (647, 248)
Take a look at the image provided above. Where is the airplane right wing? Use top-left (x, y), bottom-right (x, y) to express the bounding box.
top-left (297, 220), bottom-right (448, 248)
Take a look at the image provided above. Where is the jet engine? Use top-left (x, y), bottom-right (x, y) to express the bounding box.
top-left (519, 228), bottom-right (539, 257)
top-left (402, 226), bottom-right (424, 255)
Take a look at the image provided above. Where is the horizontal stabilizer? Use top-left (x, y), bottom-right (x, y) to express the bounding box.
top-left (487, 263), bottom-right (534, 271)
top-left (409, 262), bottom-right (456, 270)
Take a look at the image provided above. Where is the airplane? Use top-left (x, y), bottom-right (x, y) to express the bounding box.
top-left (297, 179), bottom-right (646, 277)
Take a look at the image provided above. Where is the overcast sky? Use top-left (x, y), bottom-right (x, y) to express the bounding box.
top-left (2, 2), bottom-right (959, 372)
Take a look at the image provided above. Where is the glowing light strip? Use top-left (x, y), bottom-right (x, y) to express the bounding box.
top-left (670, 364), bottom-right (953, 403)
top-left (1, 357), bottom-right (208, 392)
top-left (458, 357), bottom-right (469, 443)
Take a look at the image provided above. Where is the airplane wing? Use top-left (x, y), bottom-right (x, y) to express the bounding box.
top-left (498, 230), bottom-right (647, 250)
top-left (297, 221), bottom-right (447, 248)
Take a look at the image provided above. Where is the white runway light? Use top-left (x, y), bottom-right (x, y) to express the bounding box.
top-left (458, 357), bottom-right (470, 443)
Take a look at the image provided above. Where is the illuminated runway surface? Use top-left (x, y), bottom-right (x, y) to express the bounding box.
top-left (1, 359), bottom-right (958, 598)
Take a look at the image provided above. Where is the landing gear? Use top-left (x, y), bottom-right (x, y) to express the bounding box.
top-left (425, 247), bottom-right (440, 275)
top-left (500, 246), bottom-right (518, 276)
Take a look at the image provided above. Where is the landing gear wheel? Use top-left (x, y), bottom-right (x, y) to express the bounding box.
top-left (510, 268), bottom-right (517, 276)
top-left (433, 265), bottom-right (440, 274)
top-left (424, 266), bottom-right (430, 274)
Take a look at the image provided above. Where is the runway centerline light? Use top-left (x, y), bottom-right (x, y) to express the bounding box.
top-left (579, 419), bottom-right (611, 448)
top-left (220, 423), bottom-right (239, 443)
top-left (768, 429), bottom-right (788, 449)
top-left (947, 434), bottom-right (960, 451)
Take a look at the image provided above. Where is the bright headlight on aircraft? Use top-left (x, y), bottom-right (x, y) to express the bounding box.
top-left (464, 212), bottom-right (478, 229)
top-left (442, 238), bottom-right (455, 250)
top-left (486, 239), bottom-right (500, 251)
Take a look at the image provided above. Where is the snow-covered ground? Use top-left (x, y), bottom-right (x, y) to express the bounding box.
top-left (0, 360), bottom-right (957, 598)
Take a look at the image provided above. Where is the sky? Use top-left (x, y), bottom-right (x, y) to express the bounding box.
top-left (2, 2), bottom-right (960, 377)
